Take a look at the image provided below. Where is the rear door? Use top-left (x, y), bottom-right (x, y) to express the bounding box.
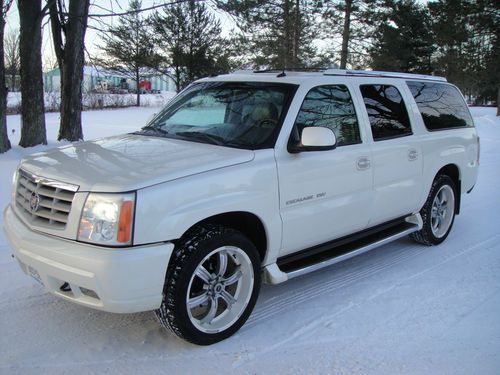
top-left (357, 83), bottom-right (424, 226)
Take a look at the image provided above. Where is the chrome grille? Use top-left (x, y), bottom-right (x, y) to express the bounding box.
top-left (15, 169), bottom-right (78, 230)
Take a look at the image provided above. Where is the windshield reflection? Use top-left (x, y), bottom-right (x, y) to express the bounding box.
top-left (136, 82), bottom-right (297, 149)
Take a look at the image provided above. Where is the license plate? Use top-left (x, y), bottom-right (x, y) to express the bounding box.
top-left (27, 266), bottom-right (44, 286)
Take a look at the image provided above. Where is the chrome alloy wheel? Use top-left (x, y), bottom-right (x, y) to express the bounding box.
top-left (430, 185), bottom-right (455, 238)
top-left (186, 246), bottom-right (254, 334)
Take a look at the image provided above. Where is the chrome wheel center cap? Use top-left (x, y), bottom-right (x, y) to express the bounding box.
top-left (214, 283), bottom-right (223, 294)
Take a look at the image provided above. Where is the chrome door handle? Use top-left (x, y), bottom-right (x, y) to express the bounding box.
top-left (408, 149), bottom-right (418, 161)
top-left (356, 157), bottom-right (371, 170)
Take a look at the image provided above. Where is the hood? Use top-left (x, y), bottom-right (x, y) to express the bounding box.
top-left (19, 134), bottom-right (255, 192)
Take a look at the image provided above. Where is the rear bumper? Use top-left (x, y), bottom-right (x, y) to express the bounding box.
top-left (3, 205), bottom-right (174, 313)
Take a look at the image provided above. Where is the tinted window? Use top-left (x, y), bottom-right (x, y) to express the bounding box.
top-left (407, 81), bottom-right (473, 130)
top-left (141, 82), bottom-right (297, 150)
top-left (292, 85), bottom-right (361, 146)
top-left (360, 85), bottom-right (412, 140)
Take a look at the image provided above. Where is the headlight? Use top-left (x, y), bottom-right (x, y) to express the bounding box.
top-left (11, 168), bottom-right (19, 204)
top-left (78, 192), bottom-right (136, 246)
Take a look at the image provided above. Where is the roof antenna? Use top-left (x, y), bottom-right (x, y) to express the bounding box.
top-left (277, 69), bottom-right (286, 78)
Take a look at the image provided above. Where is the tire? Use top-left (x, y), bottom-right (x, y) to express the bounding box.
top-left (155, 224), bottom-right (261, 345)
top-left (410, 174), bottom-right (457, 246)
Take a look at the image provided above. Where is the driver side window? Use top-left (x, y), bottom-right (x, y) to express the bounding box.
top-left (292, 85), bottom-right (361, 146)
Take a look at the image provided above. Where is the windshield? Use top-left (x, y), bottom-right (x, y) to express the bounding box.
top-left (136, 81), bottom-right (297, 149)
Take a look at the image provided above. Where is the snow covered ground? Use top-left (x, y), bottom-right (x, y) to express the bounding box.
top-left (0, 107), bottom-right (499, 374)
top-left (6, 91), bottom-right (175, 112)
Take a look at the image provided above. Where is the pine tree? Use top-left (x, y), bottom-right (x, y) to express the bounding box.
top-left (218, 0), bottom-right (324, 69)
top-left (428, 0), bottom-right (471, 90)
top-left (150, 1), bottom-right (229, 91)
top-left (322, 0), bottom-right (384, 69)
top-left (429, 0), bottom-right (498, 103)
top-left (97, 0), bottom-right (160, 106)
top-left (369, 0), bottom-right (435, 73)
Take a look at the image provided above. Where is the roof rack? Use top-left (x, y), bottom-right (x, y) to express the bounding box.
top-left (323, 69), bottom-right (447, 82)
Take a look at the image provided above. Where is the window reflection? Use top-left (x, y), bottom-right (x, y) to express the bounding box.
top-left (293, 85), bottom-right (361, 146)
top-left (407, 81), bottom-right (473, 130)
top-left (360, 85), bottom-right (412, 141)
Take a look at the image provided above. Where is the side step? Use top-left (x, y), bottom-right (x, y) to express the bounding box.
top-left (263, 214), bottom-right (421, 284)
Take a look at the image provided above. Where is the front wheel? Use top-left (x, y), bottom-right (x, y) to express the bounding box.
top-left (155, 225), bottom-right (261, 345)
top-left (410, 174), bottom-right (457, 246)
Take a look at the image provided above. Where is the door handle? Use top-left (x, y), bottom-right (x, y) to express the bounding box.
top-left (356, 157), bottom-right (371, 170)
top-left (408, 149), bottom-right (418, 161)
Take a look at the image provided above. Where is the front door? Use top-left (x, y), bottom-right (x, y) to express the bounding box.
top-left (276, 84), bottom-right (373, 256)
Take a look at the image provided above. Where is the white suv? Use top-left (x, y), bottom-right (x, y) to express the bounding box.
top-left (3, 69), bottom-right (479, 345)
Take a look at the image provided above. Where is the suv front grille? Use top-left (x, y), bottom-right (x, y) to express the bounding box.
top-left (15, 169), bottom-right (78, 230)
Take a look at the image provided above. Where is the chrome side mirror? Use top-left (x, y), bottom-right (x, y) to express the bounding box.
top-left (289, 126), bottom-right (337, 153)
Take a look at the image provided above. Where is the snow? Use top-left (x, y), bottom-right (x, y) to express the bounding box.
top-left (7, 91), bottom-right (176, 111)
top-left (1, 107), bottom-right (499, 374)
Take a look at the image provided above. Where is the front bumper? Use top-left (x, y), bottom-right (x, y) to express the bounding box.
top-left (3, 205), bottom-right (174, 313)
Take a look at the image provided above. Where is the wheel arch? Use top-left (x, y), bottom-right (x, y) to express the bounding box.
top-left (436, 163), bottom-right (461, 215)
top-left (180, 211), bottom-right (268, 262)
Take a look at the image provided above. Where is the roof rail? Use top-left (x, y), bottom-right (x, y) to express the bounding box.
top-left (323, 69), bottom-right (447, 82)
top-left (232, 69), bottom-right (255, 74)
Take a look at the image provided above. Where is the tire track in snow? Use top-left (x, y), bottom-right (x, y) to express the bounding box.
top-left (246, 244), bottom-right (422, 327)
top-left (247, 235), bottom-right (500, 328)
top-left (235, 235), bottom-right (500, 369)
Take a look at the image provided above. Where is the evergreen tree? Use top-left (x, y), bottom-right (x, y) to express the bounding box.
top-left (217, 0), bottom-right (324, 69)
top-left (322, 0), bottom-right (384, 69)
top-left (97, 0), bottom-right (160, 106)
top-left (150, 1), bottom-right (229, 91)
top-left (429, 0), bottom-right (498, 103)
top-left (369, 0), bottom-right (435, 73)
top-left (428, 0), bottom-right (471, 90)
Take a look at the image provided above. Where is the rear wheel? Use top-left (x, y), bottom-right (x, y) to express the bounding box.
top-left (155, 225), bottom-right (261, 345)
top-left (410, 175), bottom-right (457, 246)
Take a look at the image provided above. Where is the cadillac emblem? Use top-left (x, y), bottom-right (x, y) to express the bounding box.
top-left (29, 191), bottom-right (41, 213)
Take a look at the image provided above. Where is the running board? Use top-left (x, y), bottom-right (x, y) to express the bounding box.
top-left (263, 214), bottom-right (422, 284)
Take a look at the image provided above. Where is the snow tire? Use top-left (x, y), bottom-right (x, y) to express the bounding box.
top-left (155, 224), bottom-right (261, 345)
top-left (410, 174), bottom-right (457, 246)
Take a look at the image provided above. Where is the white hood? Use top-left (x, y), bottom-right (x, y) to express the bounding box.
top-left (19, 134), bottom-right (255, 192)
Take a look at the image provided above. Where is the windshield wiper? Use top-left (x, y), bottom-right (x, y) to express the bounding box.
top-left (136, 126), bottom-right (169, 136)
top-left (175, 131), bottom-right (226, 146)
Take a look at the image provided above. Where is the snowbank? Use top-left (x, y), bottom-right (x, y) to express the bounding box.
top-left (6, 91), bottom-right (176, 113)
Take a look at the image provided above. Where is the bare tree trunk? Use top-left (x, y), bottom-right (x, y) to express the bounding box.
top-left (283, 0), bottom-right (291, 68)
top-left (50, 0), bottom-right (90, 141)
top-left (340, 0), bottom-right (353, 69)
top-left (0, 9), bottom-right (12, 153)
top-left (136, 67), bottom-right (141, 106)
top-left (497, 87), bottom-right (500, 116)
top-left (18, 0), bottom-right (46, 147)
top-left (293, 0), bottom-right (300, 66)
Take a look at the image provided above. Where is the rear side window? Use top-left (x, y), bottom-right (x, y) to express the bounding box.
top-left (407, 81), bottom-right (474, 130)
top-left (293, 85), bottom-right (361, 146)
top-left (360, 85), bottom-right (412, 141)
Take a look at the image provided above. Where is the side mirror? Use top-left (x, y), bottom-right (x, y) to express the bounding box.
top-left (289, 126), bottom-right (337, 153)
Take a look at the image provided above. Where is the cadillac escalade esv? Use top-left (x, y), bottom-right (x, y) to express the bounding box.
top-left (3, 69), bottom-right (479, 345)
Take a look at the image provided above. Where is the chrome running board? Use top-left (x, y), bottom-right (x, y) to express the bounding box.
top-left (263, 213), bottom-right (422, 284)
top-left (285, 223), bottom-right (419, 280)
